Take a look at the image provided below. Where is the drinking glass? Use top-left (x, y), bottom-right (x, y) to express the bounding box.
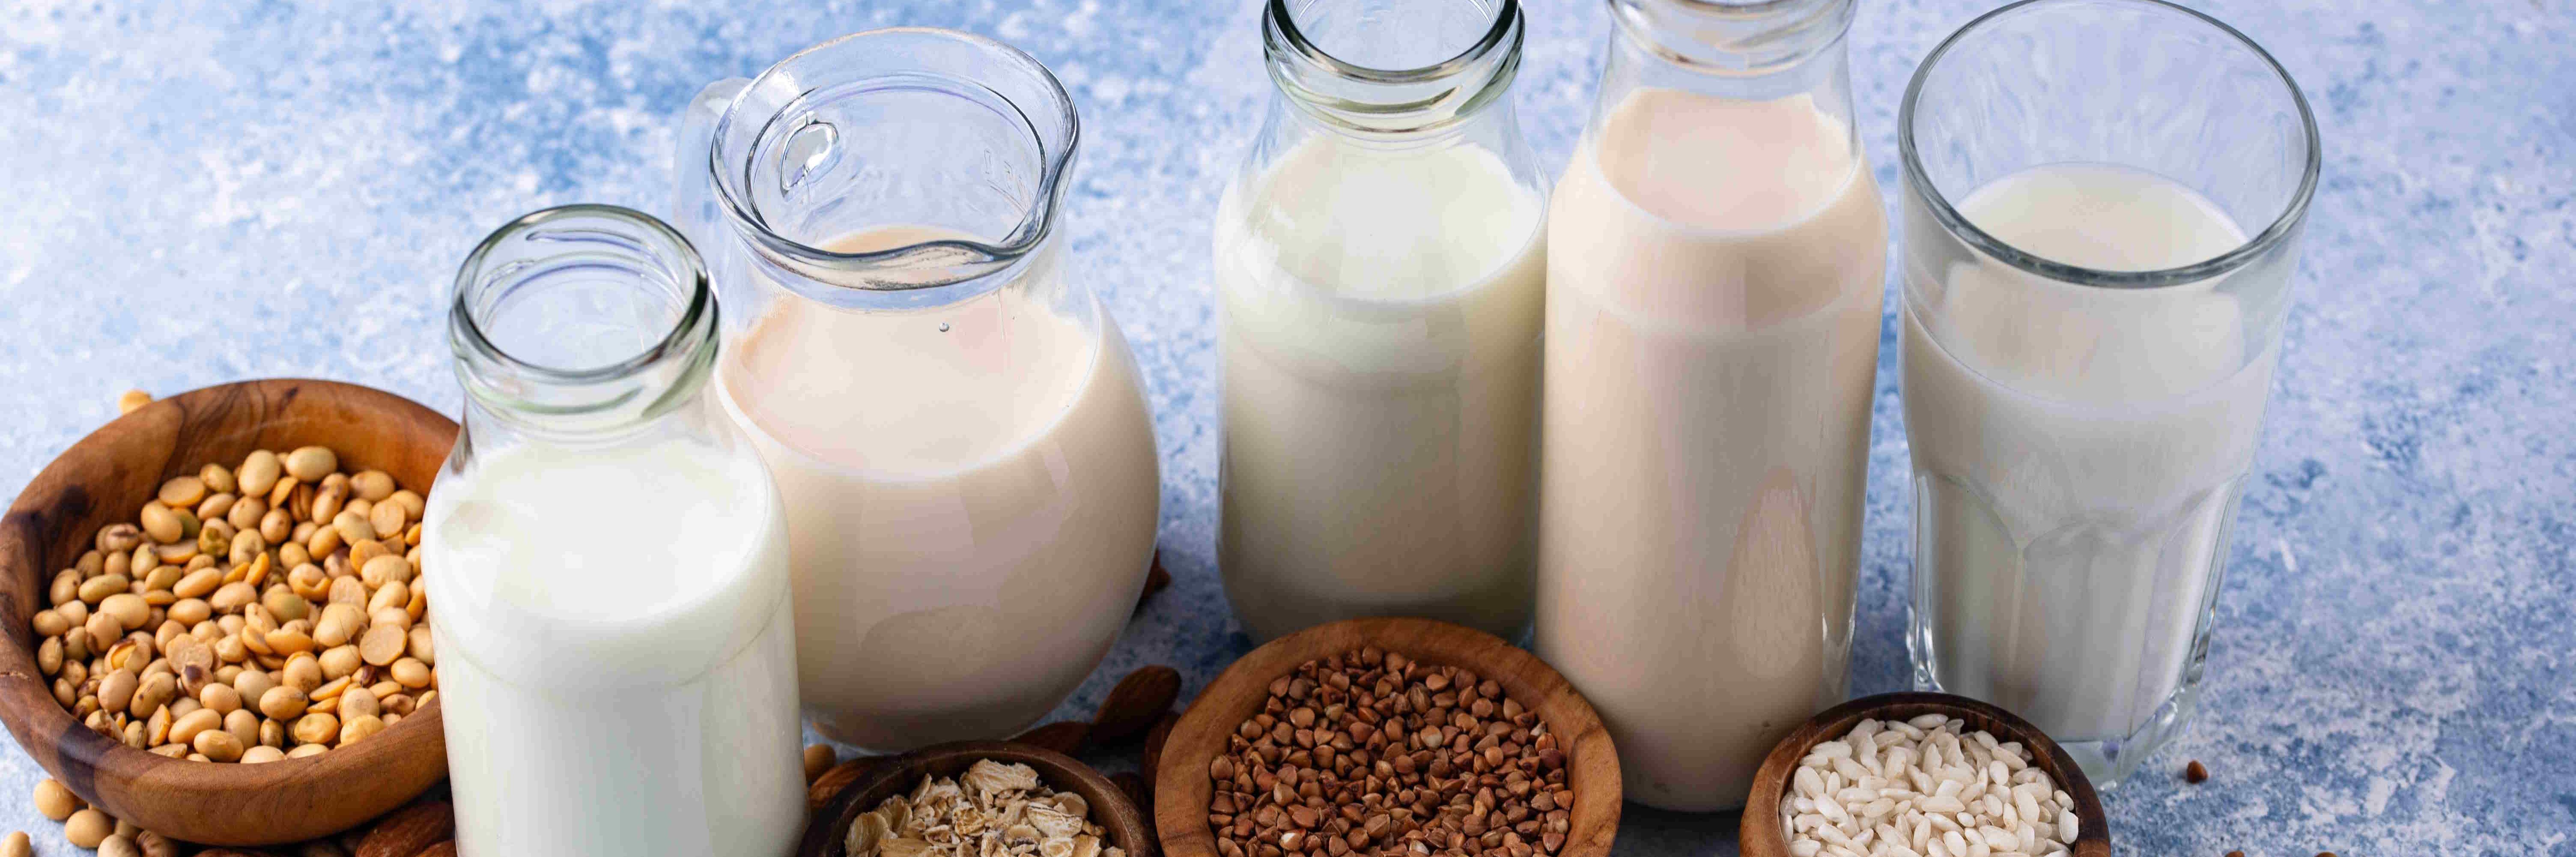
top-left (1899, 0), bottom-right (2320, 785)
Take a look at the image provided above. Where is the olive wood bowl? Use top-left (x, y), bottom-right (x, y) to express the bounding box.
top-left (1154, 617), bottom-right (1619, 857)
top-left (0, 379), bottom-right (454, 845)
top-left (1738, 692), bottom-right (2109, 857)
top-left (799, 740), bottom-right (1156, 857)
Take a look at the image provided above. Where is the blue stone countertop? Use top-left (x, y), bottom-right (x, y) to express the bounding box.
top-left (3, 0), bottom-right (2571, 854)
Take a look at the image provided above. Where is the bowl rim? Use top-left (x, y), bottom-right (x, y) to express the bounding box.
top-left (1152, 616), bottom-right (1621, 857)
top-left (1738, 691), bottom-right (2111, 857)
top-left (798, 739), bottom-right (1157, 857)
top-left (0, 378), bottom-right (453, 845)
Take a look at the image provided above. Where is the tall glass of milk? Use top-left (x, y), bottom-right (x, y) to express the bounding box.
top-left (1534, 0), bottom-right (1886, 812)
top-left (673, 30), bottom-right (1163, 751)
top-left (1898, 0), bottom-right (2321, 785)
top-left (425, 205), bottom-right (807, 856)
top-left (1213, 0), bottom-right (1550, 642)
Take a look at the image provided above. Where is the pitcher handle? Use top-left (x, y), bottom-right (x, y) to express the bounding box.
top-left (673, 78), bottom-right (750, 257)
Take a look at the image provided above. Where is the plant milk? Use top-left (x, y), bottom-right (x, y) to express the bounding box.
top-left (719, 227), bottom-right (1162, 751)
top-left (1535, 90), bottom-right (1885, 811)
top-left (425, 436), bottom-right (805, 857)
top-left (1905, 163), bottom-right (2274, 746)
top-left (1217, 133), bottom-right (1547, 642)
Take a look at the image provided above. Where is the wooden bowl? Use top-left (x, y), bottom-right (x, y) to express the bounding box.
top-left (1154, 618), bottom-right (1619, 857)
top-left (799, 741), bottom-right (1155, 857)
top-left (1738, 692), bottom-right (2109, 857)
top-left (0, 379), bottom-right (455, 845)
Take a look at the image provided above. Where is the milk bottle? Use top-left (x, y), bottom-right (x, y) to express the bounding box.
top-left (1534, 0), bottom-right (1886, 812)
top-left (424, 205), bottom-right (805, 856)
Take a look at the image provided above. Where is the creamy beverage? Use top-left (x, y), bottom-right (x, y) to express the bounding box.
top-left (1535, 90), bottom-right (1886, 812)
top-left (1905, 163), bottom-right (2275, 746)
top-left (1218, 133), bottom-right (1547, 642)
top-left (426, 438), bottom-right (805, 857)
top-left (720, 226), bottom-right (1162, 750)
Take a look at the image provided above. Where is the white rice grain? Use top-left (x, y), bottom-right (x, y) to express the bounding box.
top-left (1785, 715), bottom-right (2079, 857)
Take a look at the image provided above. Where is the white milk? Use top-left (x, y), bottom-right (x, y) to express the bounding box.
top-left (1216, 133), bottom-right (1547, 642)
top-left (719, 227), bottom-right (1162, 750)
top-left (1534, 90), bottom-right (1886, 811)
top-left (424, 436), bottom-right (805, 857)
top-left (1904, 163), bottom-right (2274, 745)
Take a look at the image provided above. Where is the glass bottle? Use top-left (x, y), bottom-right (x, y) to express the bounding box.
top-left (423, 204), bottom-right (805, 856)
top-left (1533, 0), bottom-right (1885, 811)
top-left (1899, 0), bottom-right (2319, 785)
top-left (1215, 0), bottom-right (1550, 642)
top-left (674, 29), bottom-right (1163, 751)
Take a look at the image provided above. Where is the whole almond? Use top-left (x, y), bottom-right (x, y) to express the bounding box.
top-left (411, 843), bottom-right (457, 857)
top-left (1136, 550), bottom-right (1172, 607)
top-left (807, 756), bottom-right (887, 812)
top-left (1091, 665), bottom-right (1181, 743)
top-left (355, 800), bottom-right (454, 857)
top-left (803, 743), bottom-right (838, 784)
top-left (1014, 720), bottom-right (1091, 756)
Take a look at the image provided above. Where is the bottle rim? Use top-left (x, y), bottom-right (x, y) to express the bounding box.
top-left (1263, 0), bottom-right (1526, 134)
top-left (1896, 0), bottom-right (2322, 290)
top-left (1607, 0), bottom-right (1857, 75)
top-left (1268, 0), bottom-right (1521, 82)
top-left (449, 204), bottom-right (724, 438)
top-left (451, 204), bottom-right (715, 386)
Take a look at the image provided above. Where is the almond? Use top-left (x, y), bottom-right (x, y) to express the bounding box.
top-left (808, 756), bottom-right (888, 812)
top-left (1014, 720), bottom-right (1091, 756)
top-left (1136, 550), bottom-right (1172, 608)
top-left (411, 843), bottom-right (458, 857)
top-left (355, 800), bottom-right (454, 857)
top-left (1091, 665), bottom-right (1181, 743)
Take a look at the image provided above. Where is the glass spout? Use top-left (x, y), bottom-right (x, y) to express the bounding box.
top-left (675, 28), bottom-right (1080, 305)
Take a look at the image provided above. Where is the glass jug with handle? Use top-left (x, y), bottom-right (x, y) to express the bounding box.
top-left (673, 28), bottom-right (1164, 752)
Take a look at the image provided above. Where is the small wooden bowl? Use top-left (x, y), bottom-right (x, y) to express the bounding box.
top-left (799, 741), bottom-right (1155, 857)
top-left (1739, 692), bottom-right (2109, 857)
top-left (1154, 618), bottom-right (1619, 857)
top-left (0, 379), bottom-right (455, 845)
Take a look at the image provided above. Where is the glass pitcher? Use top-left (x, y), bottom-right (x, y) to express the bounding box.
top-left (673, 29), bottom-right (1164, 752)
top-left (1214, 0), bottom-right (1550, 643)
top-left (425, 204), bottom-right (806, 856)
top-left (1533, 0), bottom-right (1884, 812)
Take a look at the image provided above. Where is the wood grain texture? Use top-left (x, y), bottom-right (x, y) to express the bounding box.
top-left (1736, 692), bottom-right (2110, 857)
top-left (1151, 618), bottom-right (1619, 857)
top-left (0, 379), bottom-right (455, 845)
top-left (798, 741), bottom-right (1156, 857)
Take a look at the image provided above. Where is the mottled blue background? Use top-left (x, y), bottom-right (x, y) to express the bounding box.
top-left (2, 0), bottom-right (2570, 854)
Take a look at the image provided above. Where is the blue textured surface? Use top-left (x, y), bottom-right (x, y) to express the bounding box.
top-left (3, 0), bottom-right (2571, 854)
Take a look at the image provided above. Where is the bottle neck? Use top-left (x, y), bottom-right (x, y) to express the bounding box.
top-left (449, 205), bottom-right (723, 447)
top-left (1593, 0), bottom-right (1860, 129)
top-left (1263, 0), bottom-right (1527, 140)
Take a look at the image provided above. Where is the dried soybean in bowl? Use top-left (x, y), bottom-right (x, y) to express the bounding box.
top-left (28, 444), bottom-right (439, 764)
top-left (1208, 648), bottom-right (1574, 857)
top-left (1780, 714), bottom-right (2076, 857)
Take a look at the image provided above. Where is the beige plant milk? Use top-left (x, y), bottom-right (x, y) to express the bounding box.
top-left (719, 227), bottom-right (1162, 751)
top-left (1535, 90), bottom-right (1886, 812)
